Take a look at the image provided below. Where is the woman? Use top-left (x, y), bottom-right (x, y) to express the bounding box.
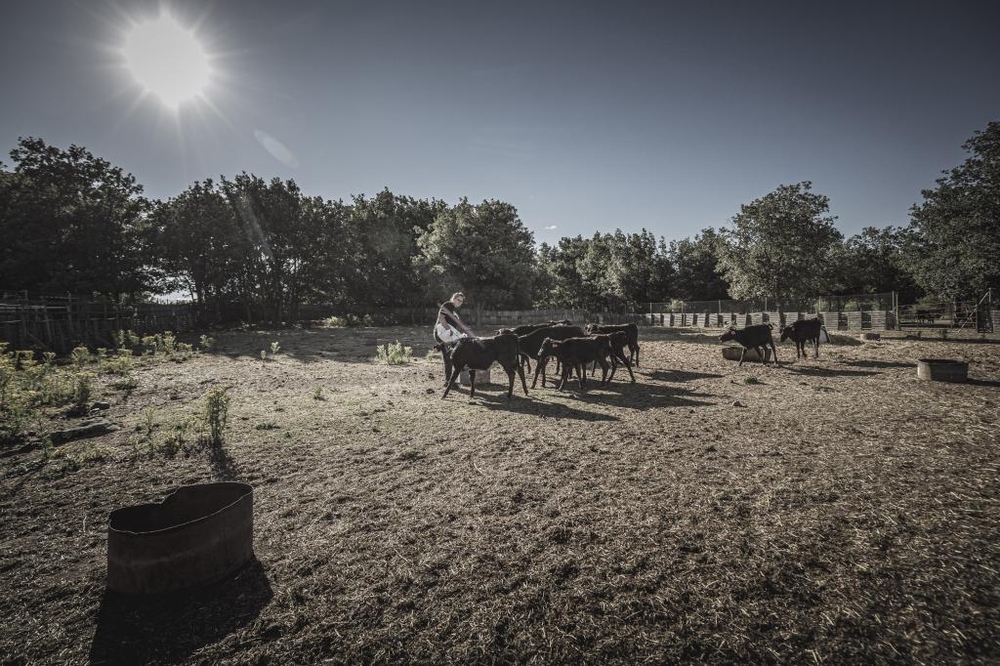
top-left (434, 292), bottom-right (475, 384)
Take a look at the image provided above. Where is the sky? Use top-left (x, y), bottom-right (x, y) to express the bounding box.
top-left (1, 0), bottom-right (998, 247)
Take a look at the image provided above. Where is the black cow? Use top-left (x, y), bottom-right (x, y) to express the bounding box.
top-left (780, 318), bottom-right (824, 359)
top-left (720, 323), bottom-right (779, 366)
top-left (585, 323), bottom-right (640, 367)
top-left (537, 336), bottom-right (612, 390)
top-left (519, 325), bottom-right (586, 387)
top-left (442, 332), bottom-right (529, 399)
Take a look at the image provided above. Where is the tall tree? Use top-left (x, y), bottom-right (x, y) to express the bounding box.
top-left (903, 121), bottom-right (1000, 300)
top-left (669, 228), bottom-right (730, 302)
top-left (0, 137), bottom-right (152, 300)
top-left (717, 181), bottom-right (843, 321)
top-left (416, 198), bottom-right (536, 321)
top-left (833, 226), bottom-right (919, 301)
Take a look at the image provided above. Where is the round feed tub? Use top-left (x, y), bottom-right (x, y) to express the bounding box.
top-left (722, 346), bottom-right (769, 363)
top-left (107, 482), bottom-right (254, 595)
top-left (459, 367), bottom-right (492, 386)
top-left (916, 359), bottom-right (968, 383)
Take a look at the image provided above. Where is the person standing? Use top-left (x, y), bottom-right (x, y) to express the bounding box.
top-left (434, 292), bottom-right (474, 384)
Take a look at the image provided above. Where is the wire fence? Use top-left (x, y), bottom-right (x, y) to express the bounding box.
top-left (648, 292), bottom-right (895, 314)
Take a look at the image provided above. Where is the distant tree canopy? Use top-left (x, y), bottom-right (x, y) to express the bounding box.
top-left (668, 228), bottom-right (730, 302)
top-left (416, 198), bottom-right (536, 314)
top-left (5, 129), bottom-right (997, 323)
top-left (717, 182), bottom-right (843, 315)
top-left (903, 121), bottom-right (1000, 300)
top-left (535, 230), bottom-right (673, 311)
top-left (0, 138), bottom-right (152, 299)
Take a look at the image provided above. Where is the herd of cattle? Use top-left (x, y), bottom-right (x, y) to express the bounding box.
top-left (438, 317), bottom-right (828, 399)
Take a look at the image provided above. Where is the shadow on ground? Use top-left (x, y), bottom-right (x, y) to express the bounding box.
top-left (782, 366), bottom-right (880, 378)
top-left (89, 558), bottom-right (272, 665)
top-left (844, 360), bottom-right (915, 369)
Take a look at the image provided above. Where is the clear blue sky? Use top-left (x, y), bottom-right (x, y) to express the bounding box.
top-left (2, 0), bottom-right (998, 246)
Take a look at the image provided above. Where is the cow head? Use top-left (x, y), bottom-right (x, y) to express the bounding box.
top-left (779, 325), bottom-right (793, 342)
top-left (719, 327), bottom-right (737, 342)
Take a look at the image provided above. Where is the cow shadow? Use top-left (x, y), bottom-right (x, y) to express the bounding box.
top-left (844, 360), bottom-right (914, 369)
top-left (89, 558), bottom-right (272, 665)
top-left (782, 365), bottom-right (880, 378)
top-left (967, 378), bottom-right (1000, 388)
top-left (645, 369), bottom-right (724, 383)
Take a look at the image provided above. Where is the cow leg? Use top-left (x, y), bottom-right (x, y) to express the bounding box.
top-left (813, 337), bottom-right (819, 358)
top-left (469, 370), bottom-right (477, 398)
top-left (605, 354), bottom-right (617, 383)
top-left (504, 365), bottom-right (516, 399)
top-left (442, 366), bottom-right (463, 399)
top-left (738, 346), bottom-right (747, 366)
top-left (769, 341), bottom-right (779, 366)
top-left (515, 360), bottom-right (529, 395)
top-left (557, 364), bottom-right (572, 390)
top-left (598, 357), bottom-right (610, 385)
top-left (619, 352), bottom-right (636, 382)
top-left (531, 356), bottom-right (547, 389)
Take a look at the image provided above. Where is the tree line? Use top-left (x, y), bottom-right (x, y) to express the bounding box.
top-left (1, 122), bottom-right (997, 323)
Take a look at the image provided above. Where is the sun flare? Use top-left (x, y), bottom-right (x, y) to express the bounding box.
top-left (122, 14), bottom-right (210, 108)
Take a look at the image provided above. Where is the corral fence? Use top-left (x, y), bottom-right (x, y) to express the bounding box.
top-left (647, 290), bottom-right (996, 333)
top-left (4, 289), bottom-right (995, 354)
top-left (0, 293), bottom-right (196, 354)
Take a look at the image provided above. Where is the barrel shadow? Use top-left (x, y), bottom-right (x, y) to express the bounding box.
top-left (89, 558), bottom-right (272, 665)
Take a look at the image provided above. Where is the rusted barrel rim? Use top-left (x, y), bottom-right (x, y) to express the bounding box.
top-left (917, 358), bottom-right (966, 365)
top-left (110, 482), bottom-right (253, 536)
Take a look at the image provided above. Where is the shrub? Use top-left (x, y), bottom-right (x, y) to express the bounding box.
top-left (70, 346), bottom-right (92, 369)
top-left (742, 375), bottom-right (762, 385)
top-left (322, 314), bottom-right (376, 327)
top-left (199, 334), bottom-right (215, 351)
top-left (203, 386), bottom-right (231, 446)
top-left (71, 372), bottom-right (95, 414)
top-left (376, 340), bottom-right (413, 365)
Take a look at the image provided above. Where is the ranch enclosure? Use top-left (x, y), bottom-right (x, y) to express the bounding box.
top-left (1, 325), bottom-right (998, 663)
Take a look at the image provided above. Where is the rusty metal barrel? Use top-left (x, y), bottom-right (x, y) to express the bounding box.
top-left (107, 482), bottom-right (254, 594)
top-left (916, 359), bottom-right (968, 383)
top-left (722, 346), bottom-right (769, 363)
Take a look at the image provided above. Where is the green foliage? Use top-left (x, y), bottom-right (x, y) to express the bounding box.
top-left (322, 314), bottom-right (375, 327)
top-left (312, 387), bottom-right (325, 401)
top-left (376, 340), bottom-right (413, 365)
top-left (71, 372), bottom-right (94, 415)
top-left (202, 386), bottom-right (230, 446)
top-left (115, 329), bottom-right (141, 350)
top-left (669, 228), bottom-right (730, 301)
top-left (0, 137), bottom-right (153, 298)
top-left (254, 421), bottom-right (280, 430)
top-left (718, 182), bottom-right (843, 314)
top-left (903, 121), bottom-right (1000, 300)
top-left (199, 334), bottom-right (215, 351)
top-left (535, 230), bottom-right (674, 310)
top-left (742, 375), bottom-right (762, 385)
top-left (416, 198), bottom-right (536, 311)
top-left (70, 346), bottom-right (93, 369)
top-left (270, 341), bottom-right (281, 356)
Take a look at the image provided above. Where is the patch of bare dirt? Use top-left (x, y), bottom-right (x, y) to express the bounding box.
top-left (1, 326), bottom-right (998, 664)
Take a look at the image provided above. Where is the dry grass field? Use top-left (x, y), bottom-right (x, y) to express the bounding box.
top-left (1, 325), bottom-right (998, 664)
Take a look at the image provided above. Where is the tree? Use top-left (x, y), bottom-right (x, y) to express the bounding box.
top-left (717, 181), bottom-right (843, 322)
top-left (669, 228), bottom-right (730, 301)
top-left (416, 198), bottom-right (536, 321)
top-left (832, 226), bottom-right (919, 302)
top-left (0, 137), bottom-right (152, 300)
top-left (903, 121), bottom-right (1000, 300)
top-left (341, 189), bottom-right (446, 310)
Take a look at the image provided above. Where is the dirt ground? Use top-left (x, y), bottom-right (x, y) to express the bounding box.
top-left (1, 326), bottom-right (998, 664)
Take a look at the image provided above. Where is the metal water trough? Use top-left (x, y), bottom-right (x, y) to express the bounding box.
top-left (459, 367), bottom-right (492, 386)
top-left (107, 482), bottom-right (254, 594)
top-left (722, 346), bottom-right (770, 363)
top-left (916, 359), bottom-right (968, 383)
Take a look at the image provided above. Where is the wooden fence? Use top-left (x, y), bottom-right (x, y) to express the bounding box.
top-left (0, 297), bottom-right (196, 353)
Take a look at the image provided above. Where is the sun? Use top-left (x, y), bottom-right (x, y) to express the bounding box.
top-left (122, 13), bottom-right (211, 108)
